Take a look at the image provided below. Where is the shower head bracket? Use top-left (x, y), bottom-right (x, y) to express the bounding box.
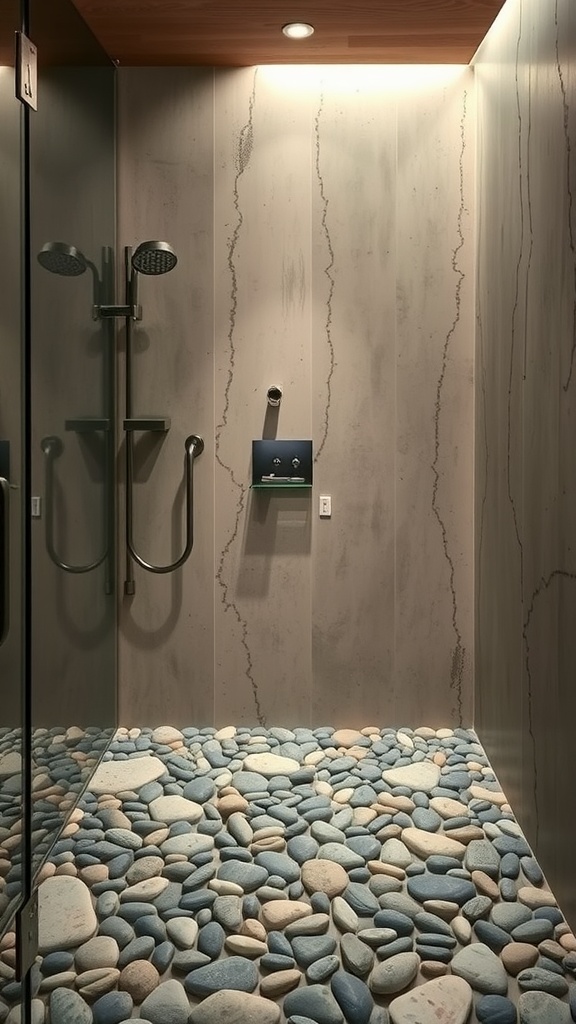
top-left (94, 303), bottom-right (142, 321)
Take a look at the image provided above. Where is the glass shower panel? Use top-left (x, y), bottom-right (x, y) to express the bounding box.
top-left (0, 0), bottom-right (24, 943)
top-left (28, 0), bottom-right (116, 881)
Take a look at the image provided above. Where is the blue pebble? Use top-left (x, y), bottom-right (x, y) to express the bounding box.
top-left (331, 970), bottom-right (374, 1024)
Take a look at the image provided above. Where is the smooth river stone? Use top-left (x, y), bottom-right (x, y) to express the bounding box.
top-left (407, 875), bottom-right (475, 907)
top-left (89, 756), bottom-right (166, 794)
top-left (189, 990), bottom-right (281, 1024)
top-left (184, 956), bottom-right (259, 995)
top-left (38, 876), bottom-right (97, 953)
top-left (332, 896), bottom-right (359, 934)
top-left (49, 988), bottom-right (93, 1024)
top-left (389, 976), bottom-right (473, 1024)
top-left (381, 761), bottom-right (441, 793)
top-left (464, 840), bottom-right (501, 878)
top-left (369, 952), bottom-right (420, 994)
top-left (518, 991), bottom-right (572, 1024)
top-left (283, 984), bottom-right (344, 1024)
top-left (302, 860), bottom-right (348, 898)
top-left (261, 901), bottom-right (313, 930)
top-left (331, 970), bottom-right (374, 1024)
top-left (451, 943), bottom-right (508, 995)
top-left (149, 795), bottom-right (203, 824)
top-left (429, 797), bottom-right (470, 819)
top-left (380, 839), bottom-right (412, 868)
top-left (243, 753), bottom-right (300, 777)
top-left (160, 834), bottom-right (214, 857)
top-left (140, 978), bottom-right (192, 1024)
top-left (401, 829), bottom-right (466, 860)
top-left (517, 886), bottom-right (557, 909)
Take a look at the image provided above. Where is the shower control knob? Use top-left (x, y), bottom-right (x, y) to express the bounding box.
top-left (273, 457), bottom-right (282, 466)
top-left (291, 458), bottom-right (301, 469)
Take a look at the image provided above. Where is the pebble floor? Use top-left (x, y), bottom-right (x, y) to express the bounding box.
top-left (1, 724), bottom-right (576, 1024)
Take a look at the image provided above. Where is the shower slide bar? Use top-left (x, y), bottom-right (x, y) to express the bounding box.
top-left (121, 242), bottom-right (204, 593)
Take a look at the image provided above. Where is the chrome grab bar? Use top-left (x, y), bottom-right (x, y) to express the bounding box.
top-left (126, 433), bottom-right (204, 574)
top-left (0, 477), bottom-right (9, 645)
top-left (41, 435), bottom-right (107, 573)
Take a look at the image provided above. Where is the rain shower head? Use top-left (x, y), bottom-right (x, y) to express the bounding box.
top-left (131, 240), bottom-right (178, 276)
top-left (37, 241), bottom-right (87, 277)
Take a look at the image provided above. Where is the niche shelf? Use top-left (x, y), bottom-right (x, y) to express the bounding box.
top-left (251, 439), bottom-right (313, 489)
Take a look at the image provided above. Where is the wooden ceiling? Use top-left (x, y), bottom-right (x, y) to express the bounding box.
top-left (70, 0), bottom-right (507, 66)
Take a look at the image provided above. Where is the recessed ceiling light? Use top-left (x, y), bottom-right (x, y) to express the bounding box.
top-left (282, 22), bottom-right (315, 39)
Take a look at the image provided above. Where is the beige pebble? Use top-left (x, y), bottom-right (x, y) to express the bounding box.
top-left (214, 726), bottom-right (236, 741)
top-left (119, 960), bottom-right (160, 1002)
top-left (423, 900), bottom-right (460, 922)
top-left (55, 863), bottom-right (77, 877)
top-left (555, 923), bottom-right (570, 938)
top-left (225, 936), bottom-right (268, 958)
top-left (164, 853), bottom-right (187, 864)
top-left (0, 933), bottom-right (15, 952)
top-left (144, 828), bottom-right (170, 847)
top-left (98, 797), bottom-right (122, 809)
top-left (208, 879), bottom-right (244, 896)
top-left (443, 825), bottom-right (484, 844)
top-left (304, 751), bottom-right (325, 766)
top-left (302, 860), bottom-right (348, 898)
top-left (468, 784), bottom-right (507, 806)
top-left (250, 838), bottom-right (286, 854)
top-left (217, 794), bottom-right (249, 818)
top-left (332, 729), bottom-right (364, 748)
top-left (429, 797), bottom-right (470, 819)
top-left (378, 794), bottom-right (416, 813)
top-left (517, 885), bottom-right (557, 910)
top-left (240, 919), bottom-right (267, 942)
top-left (433, 752), bottom-right (447, 767)
top-left (347, 747), bottom-right (368, 761)
top-left (420, 961), bottom-right (448, 978)
top-left (538, 939), bottom-right (565, 961)
top-left (333, 788), bottom-right (355, 805)
top-left (1, 949), bottom-right (16, 969)
top-left (252, 827), bottom-right (284, 841)
top-left (451, 917), bottom-right (472, 945)
top-left (559, 932), bottom-right (576, 952)
top-left (396, 731), bottom-right (414, 749)
top-left (78, 865), bottom-right (108, 885)
top-left (75, 967), bottom-right (121, 999)
top-left (315, 781), bottom-right (333, 797)
top-left (467, 761), bottom-right (483, 772)
top-left (352, 807), bottom-right (377, 825)
top-left (261, 901), bottom-right (313, 930)
top-left (259, 969), bottom-right (301, 997)
top-left (471, 871), bottom-right (499, 899)
top-left (322, 747), bottom-right (339, 759)
top-left (367, 861), bottom-right (405, 880)
top-left (501, 942), bottom-right (539, 976)
top-left (69, 807), bottom-right (84, 824)
top-left (36, 863), bottom-right (57, 884)
top-left (376, 824), bottom-right (403, 840)
top-left (361, 726), bottom-right (381, 736)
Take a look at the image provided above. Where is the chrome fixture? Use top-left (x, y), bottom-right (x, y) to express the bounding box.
top-left (266, 384), bottom-right (283, 407)
top-left (131, 240), bottom-right (177, 276)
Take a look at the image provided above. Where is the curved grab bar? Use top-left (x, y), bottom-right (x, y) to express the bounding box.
top-left (126, 433), bottom-right (204, 574)
top-left (0, 477), bottom-right (9, 646)
top-left (41, 435), bottom-right (108, 573)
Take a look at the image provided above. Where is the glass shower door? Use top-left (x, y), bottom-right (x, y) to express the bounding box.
top-left (0, 0), bottom-right (25, 945)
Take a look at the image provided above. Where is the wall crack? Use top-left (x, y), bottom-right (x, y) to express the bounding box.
top-left (314, 89), bottom-right (336, 464)
top-left (215, 69), bottom-right (265, 726)
top-left (431, 90), bottom-right (468, 726)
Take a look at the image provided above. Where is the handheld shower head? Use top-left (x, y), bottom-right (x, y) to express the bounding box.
top-left (131, 240), bottom-right (177, 276)
top-left (37, 241), bottom-right (87, 277)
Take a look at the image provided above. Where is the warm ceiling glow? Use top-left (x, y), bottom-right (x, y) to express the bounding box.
top-left (282, 23), bottom-right (315, 39)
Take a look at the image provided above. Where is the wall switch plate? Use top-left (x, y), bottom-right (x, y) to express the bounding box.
top-left (16, 33), bottom-right (38, 111)
top-left (31, 497), bottom-right (41, 518)
top-left (319, 495), bottom-right (332, 517)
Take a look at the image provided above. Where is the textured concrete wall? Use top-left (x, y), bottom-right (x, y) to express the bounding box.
top-left (117, 65), bottom-right (475, 731)
top-left (474, 0), bottom-right (576, 928)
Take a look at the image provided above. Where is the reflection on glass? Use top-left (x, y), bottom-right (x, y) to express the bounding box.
top-left (29, 3), bottom-right (117, 885)
top-left (0, 22), bottom-right (24, 940)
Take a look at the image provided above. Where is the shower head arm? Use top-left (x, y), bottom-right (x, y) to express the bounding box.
top-left (93, 246), bottom-right (142, 321)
